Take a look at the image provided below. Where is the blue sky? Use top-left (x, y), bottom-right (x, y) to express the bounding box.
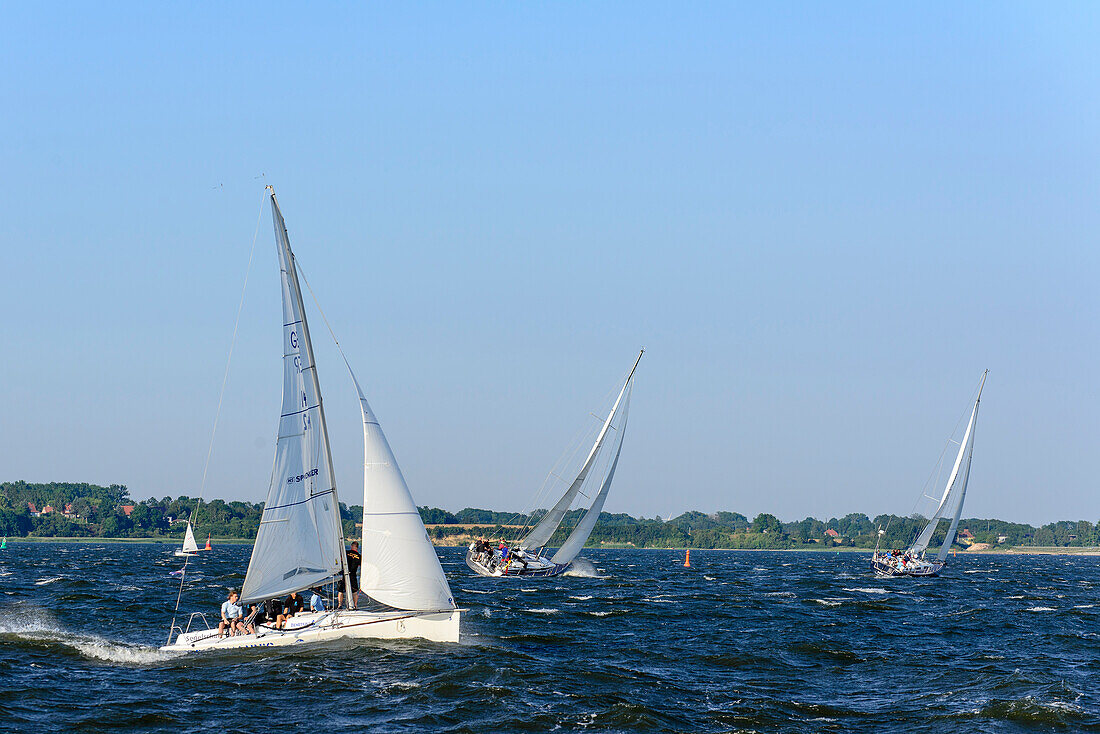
top-left (2, 3), bottom-right (1098, 523)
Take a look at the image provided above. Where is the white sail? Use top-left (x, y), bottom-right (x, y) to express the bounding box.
top-left (521, 350), bottom-right (644, 551)
top-left (181, 523), bottom-right (199, 554)
top-left (240, 192), bottom-right (347, 605)
top-left (909, 372), bottom-right (986, 557)
top-left (551, 384), bottom-right (632, 564)
top-left (347, 366), bottom-right (455, 611)
top-left (936, 442), bottom-right (974, 562)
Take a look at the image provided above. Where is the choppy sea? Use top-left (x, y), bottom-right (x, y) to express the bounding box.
top-left (0, 544), bottom-right (1097, 732)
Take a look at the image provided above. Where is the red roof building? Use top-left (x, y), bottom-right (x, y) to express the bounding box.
top-left (825, 529), bottom-right (841, 538)
top-left (27, 502), bottom-right (38, 514)
top-left (41, 505), bottom-right (54, 514)
top-left (120, 505), bottom-right (135, 516)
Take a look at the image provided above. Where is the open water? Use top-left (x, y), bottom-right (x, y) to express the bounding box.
top-left (0, 544), bottom-right (1097, 732)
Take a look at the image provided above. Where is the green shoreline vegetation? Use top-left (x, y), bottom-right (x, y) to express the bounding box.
top-left (3, 481), bottom-right (1100, 553)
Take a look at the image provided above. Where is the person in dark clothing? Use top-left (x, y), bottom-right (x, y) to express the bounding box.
top-left (264, 597), bottom-right (283, 628)
top-left (338, 541), bottom-right (362, 609)
top-left (278, 591), bottom-right (303, 629)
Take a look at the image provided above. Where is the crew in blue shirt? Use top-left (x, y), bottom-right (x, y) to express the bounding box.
top-left (309, 588), bottom-right (325, 612)
top-left (218, 590), bottom-right (244, 637)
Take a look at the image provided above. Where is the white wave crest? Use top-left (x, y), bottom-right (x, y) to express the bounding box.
top-left (35, 576), bottom-right (63, 586)
top-left (526, 608), bottom-right (558, 614)
top-left (1026, 606), bottom-right (1056, 612)
top-left (569, 595), bottom-right (594, 601)
top-left (844, 587), bottom-right (889, 594)
top-left (0, 606), bottom-right (179, 665)
top-left (813, 599), bottom-right (841, 607)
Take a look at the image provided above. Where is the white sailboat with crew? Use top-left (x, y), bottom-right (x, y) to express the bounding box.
top-left (466, 350), bottom-right (641, 578)
top-left (871, 371), bottom-right (987, 578)
top-left (163, 188), bottom-right (460, 650)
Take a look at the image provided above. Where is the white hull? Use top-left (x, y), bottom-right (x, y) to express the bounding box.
top-left (871, 553), bottom-right (943, 577)
top-left (162, 609), bottom-right (461, 651)
top-left (465, 547), bottom-right (567, 577)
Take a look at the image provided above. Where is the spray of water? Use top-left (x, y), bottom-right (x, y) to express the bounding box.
top-left (563, 558), bottom-right (606, 578)
top-left (0, 605), bottom-right (181, 665)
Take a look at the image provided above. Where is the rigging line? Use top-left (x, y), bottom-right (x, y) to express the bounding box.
top-left (169, 189), bottom-right (266, 640)
top-left (294, 257), bottom-right (356, 377)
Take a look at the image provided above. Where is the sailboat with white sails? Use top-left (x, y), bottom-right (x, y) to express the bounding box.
top-left (871, 371), bottom-right (987, 578)
top-left (466, 350), bottom-right (642, 578)
top-left (173, 523), bottom-right (199, 557)
top-left (163, 188), bottom-right (460, 649)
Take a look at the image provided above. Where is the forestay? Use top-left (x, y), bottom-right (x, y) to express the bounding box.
top-left (551, 385), bottom-right (632, 564)
top-left (909, 372), bottom-right (986, 558)
top-left (240, 193), bottom-right (347, 604)
top-left (348, 367), bottom-right (455, 611)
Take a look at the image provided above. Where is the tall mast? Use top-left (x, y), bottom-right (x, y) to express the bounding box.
top-left (909, 370), bottom-right (987, 557)
top-left (268, 187), bottom-right (355, 607)
top-left (521, 349), bottom-right (644, 551)
top-left (934, 369), bottom-right (987, 561)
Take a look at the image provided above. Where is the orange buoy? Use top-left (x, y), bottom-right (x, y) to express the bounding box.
top-left (684, 549), bottom-right (691, 568)
top-left (205, 534), bottom-right (212, 551)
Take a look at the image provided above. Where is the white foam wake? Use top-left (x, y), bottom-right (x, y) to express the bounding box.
top-left (0, 606), bottom-right (180, 664)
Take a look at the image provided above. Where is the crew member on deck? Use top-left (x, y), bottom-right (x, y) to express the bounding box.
top-left (339, 541), bottom-right (362, 609)
top-left (279, 591), bottom-right (303, 628)
top-left (218, 590), bottom-right (244, 638)
top-left (265, 597), bottom-right (284, 629)
top-left (310, 587), bottom-right (326, 612)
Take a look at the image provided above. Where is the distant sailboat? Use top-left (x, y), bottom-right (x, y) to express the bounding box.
top-left (163, 188), bottom-right (459, 650)
top-left (466, 350), bottom-right (642, 578)
top-left (173, 523), bottom-right (200, 557)
top-left (871, 371), bottom-right (987, 578)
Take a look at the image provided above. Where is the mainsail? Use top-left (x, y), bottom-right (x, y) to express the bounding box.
top-left (181, 523), bottom-right (199, 554)
top-left (347, 367), bottom-right (455, 610)
top-left (551, 386), bottom-right (632, 564)
top-left (908, 371), bottom-right (986, 558)
top-left (240, 190), bottom-right (349, 604)
top-left (521, 349), bottom-right (643, 552)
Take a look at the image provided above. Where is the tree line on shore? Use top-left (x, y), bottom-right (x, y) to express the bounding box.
top-left (2, 480), bottom-right (1097, 550)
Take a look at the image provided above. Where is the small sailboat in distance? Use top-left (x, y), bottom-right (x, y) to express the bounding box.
top-left (173, 523), bottom-right (200, 557)
top-left (162, 187), bottom-right (459, 650)
top-left (466, 350), bottom-right (642, 578)
top-left (871, 371), bottom-right (987, 578)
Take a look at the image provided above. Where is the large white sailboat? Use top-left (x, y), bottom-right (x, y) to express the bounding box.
top-left (466, 350), bottom-right (642, 578)
top-left (163, 188), bottom-right (460, 650)
top-left (871, 371), bottom-right (987, 578)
